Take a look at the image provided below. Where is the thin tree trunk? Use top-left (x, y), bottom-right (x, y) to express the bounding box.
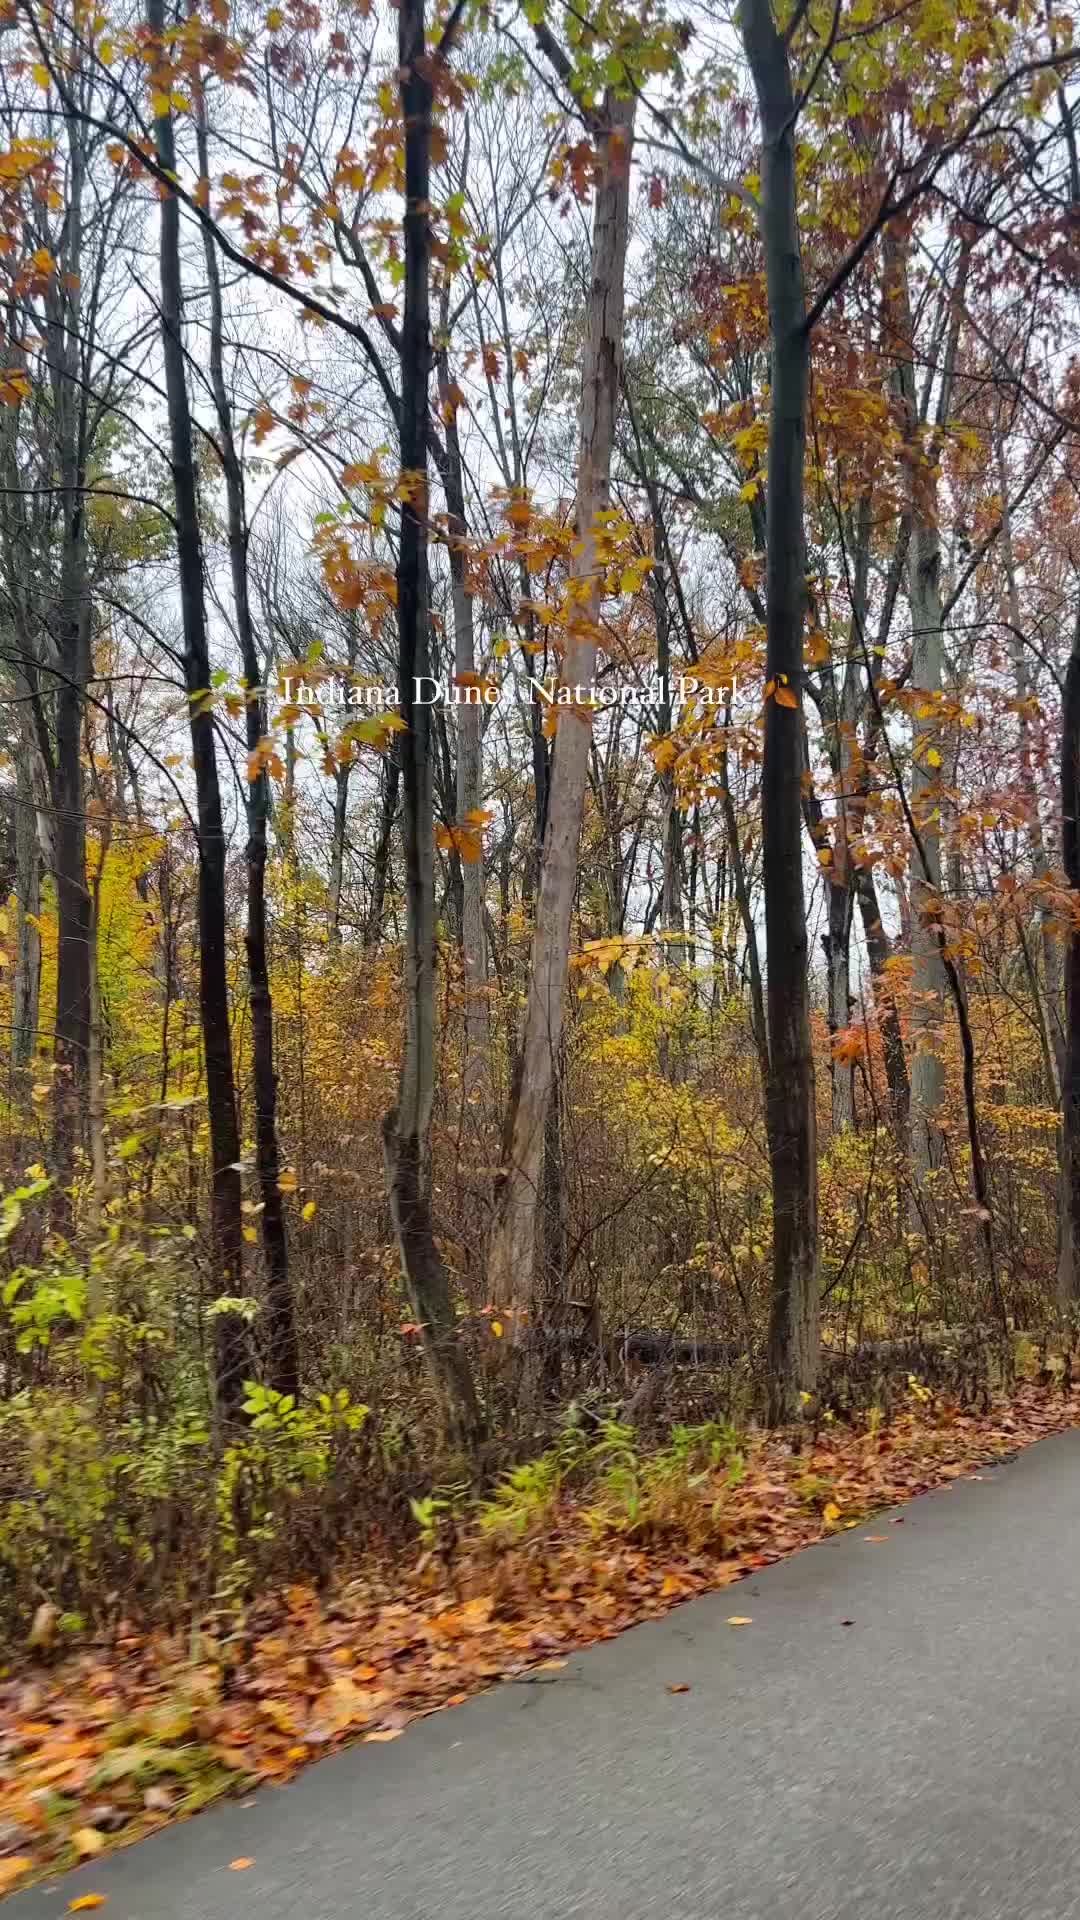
top-left (487, 91), bottom-right (635, 1329)
top-left (329, 764), bottom-right (350, 944)
top-left (11, 740), bottom-right (40, 1074)
top-left (651, 524), bottom-right (686, 969)
top-left (854, 866), bottom-right (910, 1137)
top-left (48, 116), bottom-right (92, 1223)
top-left (149, 0), bottom-right (248, 1422)
top-left (1058, 602), bottom-right (1080, 1307)
top-left (888, 237), bottom-right (956, 1193)
top-left (997, 429), bottom-right (1063, 1097)
top-left (742, 0), bottom-right (819, 1424)
top-left (436, 279), bottom-right (488, 1108)
top-left (86, 823), bottom-right (109, 1255)
top-left (824, 877), bottom-right (855, 1129)
top-left (365, 746), bottom-right (400, 947)
top-left (383, 0), bottom-right (480, 1443)
top-left (196, 102), bottom-right (298, 1400)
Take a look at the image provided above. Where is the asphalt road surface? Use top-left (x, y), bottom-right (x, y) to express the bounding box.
top-left (12, 1427), bottom-right (1080, 1920)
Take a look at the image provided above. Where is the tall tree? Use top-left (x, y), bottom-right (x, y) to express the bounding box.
top-left (382, 0), bottom-right (481, 1443)
top-left (486, 75), bottom-right (636, 1335)
top-left (147, 0), bottom-right (248, 1422)
top-left (195, 100), bottom-right (298, 1402)
top-left (741, 0), bottom-right (819, 1423)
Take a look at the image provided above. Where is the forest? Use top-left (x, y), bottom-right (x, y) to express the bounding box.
top-left (1, 0), bottom-right (1080, 1883)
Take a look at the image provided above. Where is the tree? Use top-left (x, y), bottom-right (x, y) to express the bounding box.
top-left (382, 0), bottom-right (481, 1444)
top-left (486, 68), bottom-right (636, 1341)
top-left (738, 0), bottom-right (819, 1422)
top-left (147, 0), bottom-right (248, 1422)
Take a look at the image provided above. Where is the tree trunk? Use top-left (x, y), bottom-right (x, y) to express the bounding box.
top-left (47, 117), bottom-right (92, 1222)
top-left (196, 104), bottom-right (298, 1401)
top-left (329, 763), bottom-right (350, 944)
top-left (652, 531), bottom-right (686, 968)
top-left (823, 876), bottom-right (855, 1130)
top-left (11, 740), bottom-right (41, 1074)
top-left (486, 91), bottom-right (635, 1329)
top-left (997, 429), bottom-right (1063, 1097)
top-left (1058, 603), bottom-right (1080, 1307)
top-left (742, 0), bottom-right (820, 1424)
top-left (854, 865), bottom-right (910, 1137)
top-left (436, 300), bottom-right (488, 1108)
top-left (887, 237), bottom-right (950, 1191)
top-left (383, 0), bottom-right (480, 1444)
top-left (87, 824), bottom-right (109, 1248)
top-left (149, 0), bottom-right (248, 1422)
top-left (364, 745), bottom-right (399, 948)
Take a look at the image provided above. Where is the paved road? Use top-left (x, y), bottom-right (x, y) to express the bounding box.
top-left (12, 1428), bottom-right (1080, 1920)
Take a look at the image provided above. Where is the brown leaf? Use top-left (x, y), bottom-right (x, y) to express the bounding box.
top-left (667, 1683), bottom-right (691, 1694)
top-left (229, 1857), bottom-right (254, 1871)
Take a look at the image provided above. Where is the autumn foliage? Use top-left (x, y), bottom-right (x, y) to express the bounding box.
top-left (0, 0), bottom-right (1078, 1882)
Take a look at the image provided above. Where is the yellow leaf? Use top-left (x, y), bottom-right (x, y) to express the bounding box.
top-left (491, 1319), bottom-right (504, 1338)
top-left (823, 1501), bottom-right (841, 1524)
top-left (0, 1860), bottom-right (33, 1895)
top-left (229, 1858), bottom-right (254, 1871)
top-left (301, 1199), bottom-right (317, 1222)
top-left (0, 370), bottom-right (29, 408)
top-left (726, 1616), bottom-right (753, 1626)
top-left (243, 1226), bottom-right (258, 1244)
top-left (926, 747), bottom-right (942, 768)
top-left (73, 1828), bottom-right (106, 1858)
top-left (68, 1899), bottom-right (108, 1913)
top-left (266, 5), bottom-right (283, 24)
top-left (277, 1168), bottom-right (298, 1193)
top-left (32, 62), bottom-right (50, 88)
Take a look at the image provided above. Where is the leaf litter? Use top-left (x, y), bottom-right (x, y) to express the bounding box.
top-left (0, 1383), bottom-right (1075, 1893)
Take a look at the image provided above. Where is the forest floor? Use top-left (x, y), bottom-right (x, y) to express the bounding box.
top-left (1, 1380), bottom-right (1078, 1901)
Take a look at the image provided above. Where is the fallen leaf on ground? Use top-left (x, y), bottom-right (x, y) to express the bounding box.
top-left (0, 1858), bottom-right (32, 1895)
top-left (0, 1383), bottom-right (1077, 1887)
top-left (864, 1536), bottom-right (888, 1544)
top-left (68, 1898), bottom-right (108, 1913)
top-left (229, 1857), bottom-right (254, 1871)
top-left (667, 1683), bottom-right (691, 1693)
top-left (726, 1617), bottom-right (753, 1626)
top-left (72, 1827), bottom-right (106, 1858)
